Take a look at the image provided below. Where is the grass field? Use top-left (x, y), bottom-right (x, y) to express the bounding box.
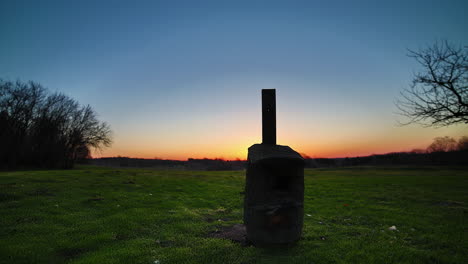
top-left (0, 166), bottom-right (467, 264)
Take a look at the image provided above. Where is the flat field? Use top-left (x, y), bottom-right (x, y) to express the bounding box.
top-left (0, 166), bottom-right (467, 264)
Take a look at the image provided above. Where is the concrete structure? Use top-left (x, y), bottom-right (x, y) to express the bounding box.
top-left (244, 89), bottom-right (305, 246)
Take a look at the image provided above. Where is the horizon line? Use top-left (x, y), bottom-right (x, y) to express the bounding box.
top-left (92, 150), bottom-right (430, 162)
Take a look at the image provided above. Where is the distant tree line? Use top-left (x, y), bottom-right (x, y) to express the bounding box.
top-left (307, 136), bottom-right (468, 168)
top-left (426, 136), bottom-right (468, 153)
top-left (90, 136), bottom-right (468, 170)
top-left (0, 79), bottom-right (111, 169)
top-left (90, 157), bottom-right (246, 171)
top-left (185, 158), bottom-right (246, 170)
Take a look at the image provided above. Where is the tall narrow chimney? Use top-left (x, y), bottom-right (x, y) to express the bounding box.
top-left (262, 89), bottom-right (276, 145)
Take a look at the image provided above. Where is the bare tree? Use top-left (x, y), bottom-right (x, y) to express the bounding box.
top-left (427, 136), bottom-right (457, 153)
top-left (0, 79), bottom-right (112, 169)
top-left (457, 136), bottom-right (468, 151)
top-left (397, 41), bottom-right (468, 127)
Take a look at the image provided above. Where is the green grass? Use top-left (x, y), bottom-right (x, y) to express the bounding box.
top-left (0, 166), bottom-right (467, 264)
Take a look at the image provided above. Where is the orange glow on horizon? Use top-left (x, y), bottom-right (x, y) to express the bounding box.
top-left (92, 137), bottom-right (444, 160)
top-left (92, 118), bottom-right (467, 161)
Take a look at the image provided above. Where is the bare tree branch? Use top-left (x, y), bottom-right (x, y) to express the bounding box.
top-left (397, 41), bottom-right (468, 127)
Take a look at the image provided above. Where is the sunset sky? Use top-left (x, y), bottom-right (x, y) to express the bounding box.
top-left (1, 0), bottom-right (467, 160)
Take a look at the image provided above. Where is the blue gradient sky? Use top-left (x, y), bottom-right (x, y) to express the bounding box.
top-left (1, 0), bottom-right (467, 159)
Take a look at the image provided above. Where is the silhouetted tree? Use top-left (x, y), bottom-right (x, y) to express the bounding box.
top-left (457, 136), bottom-right (468, 151)
top-left (0, 79), bottom-right (111, 169)
top-left (397, 41), bottom-right (468, 127)
top-left (427, 136), bottom-right (457, 153)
